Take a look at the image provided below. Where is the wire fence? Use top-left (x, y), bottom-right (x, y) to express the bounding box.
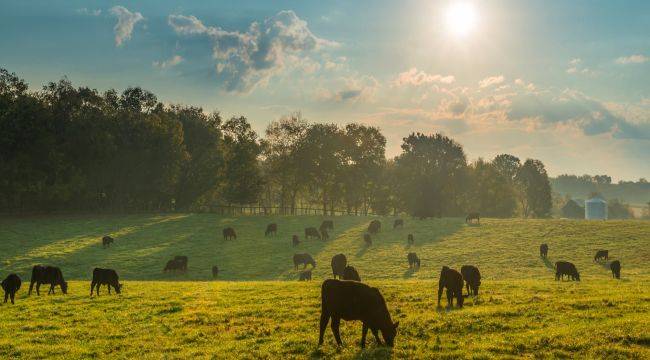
top-left (209, 205), bottom-right (379, 217)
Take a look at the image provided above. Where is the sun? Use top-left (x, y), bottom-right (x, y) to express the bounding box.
top-left (445, 2), bottom-right (478, 37)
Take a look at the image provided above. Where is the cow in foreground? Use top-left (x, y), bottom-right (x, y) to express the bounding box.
top-left (318, 279), bottom-right (399, 348)
top-left (610, 260), bottom-right (621, 279)
top-left (460, 265), bottom-right (481, 296)
top-left (540, 243), bottom-right (548, 258)
top-left (594, 250), bottom-right (609, 262)
top-left (29, 265), bottom-right (68, 295)
top-left (223, 227), bottom-right (237, 240)
top-left (368, 220), bottom-right (381, 234)
top-left (393, 219), bottom-right (404, 229)
top-left (407, 253), bottom-right (420, 269)
top-left (265, 223), bottom-right (277, 236)
top-left (102, 235), bottom-right (114, 248)
top-left (90, 268), bottom-right (122, 296)
top-left (331, 254), bottom-right (347, 279)
top-left (1, 274), bottom-right (21, 304)
top-left (342, 266), bottom-right (361, 281)
top-left (438, 266), bottom-right (464, 308)
top-left (293, 253), bottom-right (316, 270)
top-left (305, 227), bottom-right (321, 240)
top-left (466, 212), bottom-right (480, 224)
top-left (555, 261), bottom-right (580, 281)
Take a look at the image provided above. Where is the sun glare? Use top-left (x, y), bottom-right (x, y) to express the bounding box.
top-left (445, 2), bottom-right (478, 37)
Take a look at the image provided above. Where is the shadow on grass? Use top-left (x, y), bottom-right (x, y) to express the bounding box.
top-left (353, 346), bottom-right (393, 360)
top-left (355, 243), bottom-right (371, 257)
top-left (541, 256), bottom-right (554, 270)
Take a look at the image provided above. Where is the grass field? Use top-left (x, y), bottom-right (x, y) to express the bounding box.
top-left (0, 215), bottom-right (648, 359)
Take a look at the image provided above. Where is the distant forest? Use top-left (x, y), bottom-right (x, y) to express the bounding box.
top-left (551, 175), bottom-right (650, 206)
top-left (0, 68), bottom-right (566, 218)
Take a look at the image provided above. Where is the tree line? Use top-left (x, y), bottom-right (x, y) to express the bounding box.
top-left (0, 69), bottom-right (553, 217)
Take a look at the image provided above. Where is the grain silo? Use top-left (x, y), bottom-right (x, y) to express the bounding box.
top-left (585, 197), bottom-right (607, 220)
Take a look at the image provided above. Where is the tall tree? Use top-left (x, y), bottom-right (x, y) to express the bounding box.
top-left (515, 159), bottom-right (552, 218)
top-left (220, 116), bottom-right (263, 205)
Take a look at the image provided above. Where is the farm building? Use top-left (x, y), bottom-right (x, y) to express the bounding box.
top-left (585, 197), bottom-right (607, 220)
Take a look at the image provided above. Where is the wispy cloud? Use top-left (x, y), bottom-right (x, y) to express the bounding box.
top-left (615, 54), bottom-right (648, 65)
top-left (153, 55), bottom-right (184, 69)
top-left (566, 58), bottom-right (596, 76)
top-left (393, 68), bottom-right (455, 87)
top-left (76, 8), bottom-right (101, 16)
top-left (478, 75), bottom-right (504, 88)
top-left (110, 6), bottom-right (144, 47)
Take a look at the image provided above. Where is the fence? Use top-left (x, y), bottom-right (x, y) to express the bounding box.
top-left (208, 205), bottom-right (378, 217)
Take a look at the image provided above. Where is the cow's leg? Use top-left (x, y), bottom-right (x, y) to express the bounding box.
top-left (48, 284), bottom-right (54, 294)
top-left (318, 311), bottom-right (329, 346)
top-left (10, 291), bottom-right (15, 304)
top-left (331, 317), bottom-right (342, 346)
top-left (466, 281), bottom-right (470, 296)
top-left (90, 281), bottom-right (96, 297)
top-left (36, 283), bottom-right (41, 296)
top-left (361, 322), bottom-right (368, 348)
top-left (371, 328), bottom-right (383, 346)
top-left (108, 285), bottom-right (111, 294)
top-left (446, 288), bottom-right (453, 308)
top-left (29, 280), bottom-right (35, 295)
top-left (437, 284), bottom-right (444, 307)
top-left (3, 291), bottom-right (7, 303)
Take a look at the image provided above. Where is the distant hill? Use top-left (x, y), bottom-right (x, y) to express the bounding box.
top-left (551, 175), bottom-right (650, 206)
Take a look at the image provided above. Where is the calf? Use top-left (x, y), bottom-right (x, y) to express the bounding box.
top-left (594, 250), bottom-right (609, 262)
top-left (90, 268), bottom-right (122, 296)
top-left (292, 235), bottom-right (300, 247)
top-left (466, 212), bottom-right (480, 224)
top-left (393, 219), bottom-right (404, 229)
top-left (29, 265), bottom-right (68, 295)
top-left (212, 266), bottom-right (219, 278)
top-left (342, 266), bottom-right (361, 282)
top-left (610, 260), bottom-right (621, 279)
top-left (364, 233), bottom-right (372, 246)
top-left (555, 261), bottom-right (580, 281)
top-left (102, 235), bottom-right (114, 248)
top-left (318, 279), bottom-right (399, 348)
top-left (321, 228), bottom-right (330, 241)
top-left (540, 243), bottom-right (548, 258)
top-left (331, 254), bottom-right (347, 279)
top-left (305, 227), bottom-right (321, 240)
top-left (460, 265), bottom-right (481, 296)
top-left (299, 270), bottom-right (312, 281)
top-left (407, 234), bottom-right (414, 245)
top-left (1, 274), bottom-right (21, 304)
top-left (407, 253), bottom-right (420, 269)
top-left (174, 256), bottom-right (188, 272)
top-left (293, 253), bottom-right (316, 270)
top-left (367, 220), bottom-right (381, 234)
top-left (222, 227), bottom-right (237, 240)
top-left (438, 266), bottom-right (464, 308)
top-left (265, 223), bottom-right (277, 237)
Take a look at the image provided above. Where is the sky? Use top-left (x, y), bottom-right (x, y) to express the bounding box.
top-left (1, 0), bottom-right (649, 181)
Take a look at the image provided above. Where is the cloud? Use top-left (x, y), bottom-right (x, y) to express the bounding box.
top-left (615, 54), bottom-right (648, 65)
top-left (393, 68), bottom-right (455, 87)
top-left (478, 75), bottom-right (504, 88)
top-left (315, 75), bottom-right (379, 103)
top-left (110, 6), bottom-right (144, 47)
top-left (76, 8), bottom-right (101, 16)
top-left (169, 10), bottom-right (338, 93)
top-left (153, 55), bottom-right (184, 69)
top-left (566, 58), bottom-right (596, 76)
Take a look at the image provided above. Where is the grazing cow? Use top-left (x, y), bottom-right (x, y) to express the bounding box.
top-left (460, 265), bottom-right (481, 296)
top-left (265, 223), bottom-right (277, 237)
top-left (320, 220), bottom-right (334, 232)
top-left (90, 268), bottom-right (121, 296)
top-left (367, 220), bottom-right (381, 234)
top-left (164, 259), bottom-right (184, 273)
top-left (331, 254), bottom-right (347, 279)
top-left (407, 253), bottom-right (420, 269)
top-left (610, 260), bottom-right (621, 279)
top-left (407, 234), bottom-right (414, 245)
top-left (437, 266), bottom-right (464, 308)
top-left (466, 212), bottom-right (480, 224)
top-left (174, 256), bottom-right (188, 272)
top-left (305, 227), bottom-right (321, 240)
top-left (293, 253), bottom-right (316, 270)
top-left (299, 270), bottom-right (312, 281)
top-left (292, 235), bottom-right (300, 247)
top-left (212, 266), bottom-right (219, 278)
top-left (1, 274), bottom-right (21, 304)
top-left (342, 266), bottom-right (361, 281)
top-left (594, 250), bottom-right (609, 262)
top-left (102, 235), bottom-right (114, 248)
top-left (540, 243), bottom-right (548, 258)
top-left (318, 279), bottom-right (399, 348)
top-left (28, 265), bottom-right (68, 295)
top-left (555, 261), bottom-right (580, 281)
top-left (223, 227), bottom-right (237, 240)
top-left (393, 219), bottom-right (404, 229)
top-left (321, 229), bottom-right (330, 241)
top-left (364, 233), bottom-right (372, 246)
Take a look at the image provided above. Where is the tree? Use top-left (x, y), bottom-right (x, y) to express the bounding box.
top-left (467, 159), bottom-right (517, 217)
top-left (492, 154), bottom-right (521, 182)
top-left (515, 159), bottom-right (552, 218)
top-left (220, 116), bottom-right (263, 205)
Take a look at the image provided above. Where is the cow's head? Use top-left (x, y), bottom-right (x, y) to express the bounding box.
top-left (115, 283), bottom-right (122, 294)
top-left (381, 321), bottom-right (399, 347)
top-left (61, 281), bottom-right (68, 294)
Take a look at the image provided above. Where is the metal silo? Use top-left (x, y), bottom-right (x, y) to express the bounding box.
top-left (585, 197), bottom-right (607, 220)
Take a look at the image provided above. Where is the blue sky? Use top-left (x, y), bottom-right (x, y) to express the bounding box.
top-left (1, 0), bottom-right (649, 180)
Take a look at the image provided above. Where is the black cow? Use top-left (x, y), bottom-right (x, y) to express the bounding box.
top-left (29, 265), bottom-right (68, 295)
top-left (407, 234), bottom-right (414, 245)
top-left (299, 270), bottom-right (312, 281)
top-left (292, 235), bottom-right (300, 247)
top-left (342, 266), bottom-right (361, 281)
top-left (540, 243), bottom-right (548, 258)
top-left (407, 253), bottom-right (420, 269)
top-left (460, 265), bottom-right (481, 296)
top-left (174, 256), bottom-right (188, 272)
top-left (90, 268), bottom-right (121, 296)
top-left (438, 266), bottom-right (464, 308)
top-left (331, 254), bottom-right (347, 279)
top-left (212, 266), bottom-right (219, 278)
top-left (1, 274), bottom-right (21, 304)
top-left (293, 253), bottom-right (316, 270)
top-left (164, 259), bottom-right (184, 273)
top-left (321, 228), bottom-right (330, 241)
top-left (318, 279), bottom-right (399, 348)
top-left (102, 235), bottom-right (114, 248)
top-left (364, 233), bottom-right (372, 246)
top-left (320, 220), bottom-right (334, 233)
top-left (393, 219), bottom-right (404, 229)
top-left (368, 220), bottom-right (381, 234)
top-left (555, 261), bottom-right (580, 281)
top-left (610, 260), bottom-right (621, 279)
top-left (305, 227), bottom-right (321, 240)
top-left (594, 250), bottom-right (609, 262)
top-left (265, 223), bottom-right (277, 237)
top-left (223, 227), bottom-right (237, 240)
top-left (466, 212), bottom-right (480, 224)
